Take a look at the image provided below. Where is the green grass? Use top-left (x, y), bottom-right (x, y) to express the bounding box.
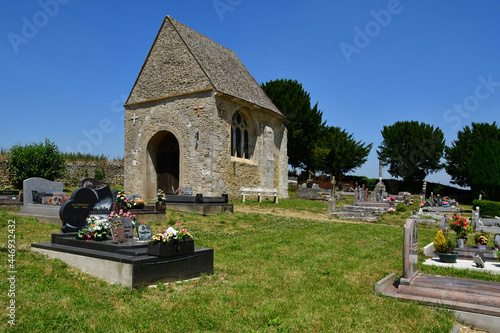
top-left (1, 199), bottom-right (499, 332)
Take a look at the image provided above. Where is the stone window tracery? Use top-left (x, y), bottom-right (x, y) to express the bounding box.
top-left (231, 111), bottom-right (252, 159)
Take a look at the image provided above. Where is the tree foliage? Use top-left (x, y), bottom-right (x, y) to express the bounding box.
top-left (445, 122), bottom-right (500, 197)
top-left (261, 79), bottom-right (325, 172)
top-left (7, 138), bottom-right (66, 187)
top-left (377, 121), bottom-right (445, 182)
top-left (315, 126), bottom-right (372, 176)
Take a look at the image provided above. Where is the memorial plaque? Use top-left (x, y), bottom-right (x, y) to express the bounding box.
top-left (401, 219), bottom-right (419, 285)
top-left (109, 217), bottom-right (134, 238)
top-left (111, 227), bottom-right (127, 243)
top-left (137, 224), bottom-right (153, 241)
top-left (495, 234), bottom-right (500, 248)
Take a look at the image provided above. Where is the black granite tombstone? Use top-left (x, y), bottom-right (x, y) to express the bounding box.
top-left (60, 186), bottom-right (114, 233)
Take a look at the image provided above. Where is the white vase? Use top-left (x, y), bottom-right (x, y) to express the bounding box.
top-left (477, 244), bottom-right (487, 250)
top-left (456, 238), bottom-right (466, 248)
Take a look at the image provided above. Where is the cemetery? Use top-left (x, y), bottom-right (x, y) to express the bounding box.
top-left (2, 13), bottom-right (500, 333)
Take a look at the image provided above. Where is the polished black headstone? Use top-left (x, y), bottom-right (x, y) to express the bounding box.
top-left (60, 186), bottom-right (113, 233)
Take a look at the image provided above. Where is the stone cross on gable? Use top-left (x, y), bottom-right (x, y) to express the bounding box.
top-left (194, 101), bottom-right (204, 117)
top-left (130, 113), bottom-right (138, 125)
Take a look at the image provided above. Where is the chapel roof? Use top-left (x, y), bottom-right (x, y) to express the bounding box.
top-left (126, 16), bottom-right (283, 118)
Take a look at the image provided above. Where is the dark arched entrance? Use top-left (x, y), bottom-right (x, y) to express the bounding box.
top-left (156, 132), bottom-right (179, 194)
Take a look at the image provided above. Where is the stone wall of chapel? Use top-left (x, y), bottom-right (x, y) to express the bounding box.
top-left (125, 91), bottom-right (221, 199)
top-left (125, 92), bottom-right (288, 201)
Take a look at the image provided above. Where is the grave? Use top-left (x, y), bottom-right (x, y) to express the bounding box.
top-left (296, 183), bottom-right (330, 200)
top-left (472, 207), bottom-right (500, 233)
top-left (162, 193), bottom-right (233, 216)
top-left (375, 218), bottom-right (500, 332)
top-left (31, 232), bottom-right (213, 288)
top-left (19, 177), bottom-right (69, 222)
top-left (0, 188), bottom-right (22, 209)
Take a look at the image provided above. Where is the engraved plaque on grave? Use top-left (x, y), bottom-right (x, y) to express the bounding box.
top-left (111, 227), bottom-right (127, 243)
top-left (137, 224), bottom-right (152, 241)
top-left (401, 219), bottom-right (419, 285)
top-left (109, 217), bottom-right (134, 238)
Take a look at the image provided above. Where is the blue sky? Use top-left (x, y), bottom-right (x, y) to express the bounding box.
top-left (1, 1), bottom-right (499, 187)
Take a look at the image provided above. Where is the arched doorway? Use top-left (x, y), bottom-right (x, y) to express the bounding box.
top-left (147, 131), bottom-right (180, 195)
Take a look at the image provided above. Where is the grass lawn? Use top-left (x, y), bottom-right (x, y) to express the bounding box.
top-left (1, 198), bottom-right (499, 332)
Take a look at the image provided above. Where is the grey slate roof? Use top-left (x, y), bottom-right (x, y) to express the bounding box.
top-left (126, 16), bottom-right (282, 118)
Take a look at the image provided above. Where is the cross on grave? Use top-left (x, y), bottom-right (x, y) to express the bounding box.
top-left (194, 101), bottom-right (204, 117)
top-left (130, 113), bottom-right (138, 125)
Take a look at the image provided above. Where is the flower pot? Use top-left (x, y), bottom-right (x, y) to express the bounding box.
top-left (477, 244), bottom-right (487, 250)
top-left (147, 238), bottom-right (195, 257)
top-left (438, 252), bottom-right (458, 263)
top-left (155, 202), bottom-right (166, 212)
top-left (456, 238), bottom-right (466, 248)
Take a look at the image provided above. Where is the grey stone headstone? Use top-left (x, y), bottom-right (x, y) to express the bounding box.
top-left (495, 234), bottom-right (500, 248)
top-left (22, 177), bottom-right (63, 206)
top-left (439, 216), bottom-right (449, 231)
top-left (473, 254), bottom-right (485, 268)
top-left (137, 224), bottom-right (152, 241)
top-left (327, 197), bottom-right (336, 216)
top-left (401, 219), bottom-right (419, 285)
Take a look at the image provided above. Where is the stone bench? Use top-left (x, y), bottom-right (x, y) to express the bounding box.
top-left (240, 188), bottom-right (278, 203)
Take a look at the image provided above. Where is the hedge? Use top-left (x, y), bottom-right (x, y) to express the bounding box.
top-left (473, 199), bottom-right (500, 217)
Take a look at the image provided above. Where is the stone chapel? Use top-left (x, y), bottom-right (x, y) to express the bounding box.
top-left (124, 16), bottom-right (288, 200)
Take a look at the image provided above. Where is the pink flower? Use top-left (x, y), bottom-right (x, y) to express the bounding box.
top-left (181, 229), bottom-right (186, 233)
top-left (175, 222), bottom-right (181, 226)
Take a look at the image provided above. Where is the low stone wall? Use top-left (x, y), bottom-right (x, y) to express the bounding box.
top-left (0, 161), bottom-right (124, 187)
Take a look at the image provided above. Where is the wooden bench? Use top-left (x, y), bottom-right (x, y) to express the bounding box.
top-left (240, 188), bottom-right (279, 203)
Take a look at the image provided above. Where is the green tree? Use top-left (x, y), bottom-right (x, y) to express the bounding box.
top-left (445, 122), bottom-right (500, 197)
top-left (315, 126), bottom-right (372, 176)
top-left (7, 138), bottom-right (66, 187)
top-left (261, 79), bottom-right (325, 173)
top-left (377, 121), bottom-right (445, 182)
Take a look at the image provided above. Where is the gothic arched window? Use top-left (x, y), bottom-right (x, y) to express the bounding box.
top-left (231, 111), bottom-right (252, 159)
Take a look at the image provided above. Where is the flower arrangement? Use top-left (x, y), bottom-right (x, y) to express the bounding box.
top-left (386, 196), bottom-right (395, 202)
top-left (127, 198), bottom-right (145, 209)
top-left (449, 214), bottom-right (473, 239)
top-left (77, 216), bottom-right (111, 241)
top-left (386, 207), bottom-right (395, 214)
top-left (474, 233), bottom-right (488, 245)
top-left (494, 248), bottom-right (500, 262)
top-left (151, 222), bottom-right (193, 242)
top-left (157, 189), bottom-right (166, 202)
top-left (434, 230), bottom-right (455, 254)
top-left (116, 189), bottom-right (127, 203)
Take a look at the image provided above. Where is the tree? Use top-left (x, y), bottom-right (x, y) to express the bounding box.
top-left (315, 126), bottom-right (372, 176)
top-left (445, 122), bottom-right (500, 197)
top-left (7, 138), bottom-right (66, 188)
top-left (377, 121), bottom-right (445, 182)
top-left (261, 79), bottom-right (325, 173)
